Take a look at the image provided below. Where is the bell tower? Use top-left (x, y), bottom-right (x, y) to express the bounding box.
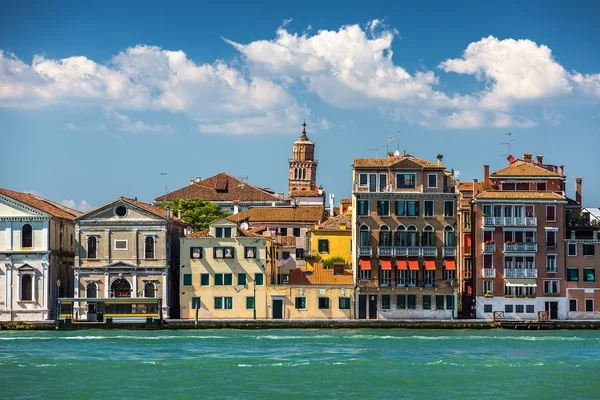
top-left (288, 121), bottom-right (318, 198)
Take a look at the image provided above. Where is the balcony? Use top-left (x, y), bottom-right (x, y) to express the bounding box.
top-left (394, 246), bottom-right (421, 257)
top-left (442, 247), bottom-right (456, 257)
top-left (377, 246), bottom-right (394, 257)
top-left (504, 242), bottom-right (537, 252)
top-left (483, 268), bottom-right (496, 278)
top-left (422, 246), bottom-right (438, 257)
top-left (359, 246), bottom-right (373, 256)
top-left (504, 268), bottom-right (538, 278)
top-left (483, 243), bottom-right (496, 253)
top-left (483, 216), bottom-right (537, 227)
top-left (275, 236), bottom-right (296, 247)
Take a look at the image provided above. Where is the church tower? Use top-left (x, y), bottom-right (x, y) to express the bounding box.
top-left (288, 122), bottom-right (318, 198)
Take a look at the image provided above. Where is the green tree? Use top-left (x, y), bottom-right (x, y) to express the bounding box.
top-left (162, 199), bottom-right (230, 231)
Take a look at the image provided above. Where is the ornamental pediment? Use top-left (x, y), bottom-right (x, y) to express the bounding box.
top-left (388, 159), bottom-right (424, 170)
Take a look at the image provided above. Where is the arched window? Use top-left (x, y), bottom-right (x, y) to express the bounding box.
top-left (294, 168), bottom-right (298, 180)
top-left (144, 282), bottom-right (156, 298)
top-left (87, 282), bottom-right (97, 298)
top-left (87, 237), bottom-right (97, 259)
top-left (394, 225), bottom-right (407, 247)
top-left (359, 224), bottom-right (371, 247)
top-left (379, 225), bottom-right (392, 247)
top-left (422, 225), bottom-right (435, 247)
top-left (444, 226), bottom-right (455, 246)
top-left (302, 168), bottom-right (306, 180)
top-left (21, 274), bottom-right (33, 301)
top-left (145, 236), bottom-right (155, 259)
top-left (22, 224), bottom-right (33, 248)
top-left (407, 225), bottom-right (419, 247)
top-left (111, 278), bottom-right (131, 298)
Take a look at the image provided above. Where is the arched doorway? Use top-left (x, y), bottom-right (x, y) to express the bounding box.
top-left (111, 278), bottom-right (131, 298)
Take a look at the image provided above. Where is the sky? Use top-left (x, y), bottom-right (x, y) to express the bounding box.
top-left (1, 0), bottom-right (599, 211)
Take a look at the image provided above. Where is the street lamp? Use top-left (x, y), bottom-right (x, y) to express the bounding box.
top-left (56, 279), bottom-right (61, 320)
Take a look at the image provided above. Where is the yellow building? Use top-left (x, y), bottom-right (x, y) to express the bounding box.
top-left (179, 219), bottom-right (278, 319)
top-left (306, 213), bottom-right (352, 270)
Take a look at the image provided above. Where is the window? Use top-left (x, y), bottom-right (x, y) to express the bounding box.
top-left (255, 273), bottom-right (264, 286)
top-left (422, 225), bottom-right (434, 246)
top-left (446, 295), bottom-right (454, 310)
top-left (144, 236), bottom-right (155, 259)
top-left (283, 251), bottom-right (290, 260)
top-left (114, 240), bottom-right (128, 250)
top-left (377, 200), bottom-right (390, 216)
top-left (484, 304), bottom-right (493, 313)
top-left (546, 230), bottom-right (556, 247)
top-left (423, 295), bottom-right (431, 310)
top-left (295, 248), bottom-right (304, 259)
top-left (435, 295), bottom-right (444, 310)
top-left (568, 243), bottom-right (577, 256)
top-left (144, 282), bottom-right (155, 298)
top-left (546, 205), bottom-right (556, 222)
top-left (214, 297), bottom-right (233, 310)
top-left (246, 297), bottom-right (255, 310)
top-left (318, 297), bottom-right (330, 310)
top-left (200, 274), bottom-right (210, 286)
top-left (190, 247), bottom-right (202, 259)
top-left (546, 255), bottom-right (557, 272)
top-left (424, 201), bottom-right (434, 217)
top-left (515, 305), bottom-right (524, 313)
top-left (444, 201), bottom-right (455, 218)
top-left (183, 274), bottom-right (192, 286)
top-left (526, 305), bottom-right (535, 313)
top-left (586, 299), bottom-right (594, 312)
top-left (86, 282), bottom-right (97, 298)
top-left (407, 201), bottom-right (419, 217)
top-left (215, 227), bottom-right (232, 238)
top-left (318, 239), bottom-right (329, 253)
top-left (407, 295), bottom-right (416, 310)
top-left (483, 280), bottom-right (493, 296)
top-left (379, 225), bottom-right (392, 247)
top-left (244, 247), bottom-right (256, 259)
top-left (428, 174), bottom-right (437, 188)
top-left (238, 273), bottom-right (247, 286)
top-left (293, 228), bottom-right (301, 237)
top-left (214, 247), bottom-right (234, 259)
top-left (544, 280), bottom-right (559, 294)
top-left (584, 268), bottom-right (595, 283)
top-left (359, 225), bottom-right (370, 247)
top-left (567, 268), bottom-right (579, 282)
top-left (381, 295), bottom-right (391, 310)
top-left (569, 299), bottom-right (577, 312)
top-left (505, 304), bottom-right (514, 313)
top-left (279, 228), bottom-right (288, 236)
top-left (537, 182), bottom-right (547, 191)
top-left (444, 226), bottom-right (455, 246)
top-left (424, 270), bottom-right (434, 287)
top-left (583, 244), bottom-right (595, 256)
top-left (21, 224), bottom-right (33, 248)
top-left (115, 205), bottom-right (127, 217)
top-left (295, 297), bottom-right (306, 309)
top-left (87, 236), bottom-right (97, 259)
top-left (396, 173), bottom-right (416, 189)
top-left (395, 201), bottom-right (406, 216)
top-left (397, 295), bottom-right (406, 310)
top-left (191, 297), bottom-right (201, 310)
top-left (215, 273), bottom-right (233, 286)
top-left (379, 174), bottom-right (387, 192)
top-left (339, 297), bottom-right (351, 310)
top-left (357, 200), bottom-right (369, 216)
top-left (359, 173), bottom-right (368, 187)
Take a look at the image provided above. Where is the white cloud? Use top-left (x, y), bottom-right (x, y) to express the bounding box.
top-left (571, 72), bottom-right (600, 98)
top-left (65, 122), bottom-right (106, 132)
top-left (445, 110), bottom-right (485, 128)
top-left (542, 109), bottom-right (563, 126)
top-left (110, 112), bottom-right (172, 134)
top-left (61, 199), bottom-right (93, 212)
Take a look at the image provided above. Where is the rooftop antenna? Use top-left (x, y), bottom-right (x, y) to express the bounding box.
top-left (368, 148), bottom-right (379, 158)
top-left (160, 172), bottom-right (168, 202)
top-left (237, 176), bottom-right (248, 189)
top-left (501, 132), bottom-right (515, 157)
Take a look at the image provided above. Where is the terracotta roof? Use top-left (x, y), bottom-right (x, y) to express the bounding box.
top-left (289, 265), bottom-right (353, 285)
top-left (339, 198), bottom-right (351, 204)
top-left (491, 162), bottom-right (562, 178)
top-left (154, 172), bottom-right (282, 203)
top-left (227, 206), bottom-right (325, 224)
top-left (186, 228), bottom-right (262, 238)
top-left (317, 213), bottom-right (351, 230)
top-left (353, 154), bottom-right (442, 169)
top-left (0, 188), bottom-right (82, 220)
top-left (458, 182), bottom-right (474, 191)
top-left (475, 191), bottom-right (566, 200)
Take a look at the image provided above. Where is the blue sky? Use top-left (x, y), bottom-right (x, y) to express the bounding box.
top-left (1, 0), bottom-right (599, 211)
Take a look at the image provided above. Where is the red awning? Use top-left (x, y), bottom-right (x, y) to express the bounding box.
top-left (444, 259), bottom-right (456, 270)
top-left (396, 258), bottom-right (408, 270)
top-left (424, 258), bottom-right (436, 271)
top-left (380, 258), bottom-right (392, 270)
top-left (408, 258), bottom-right (420, 271)
top-left (360, 257), bottom-right (372, 271)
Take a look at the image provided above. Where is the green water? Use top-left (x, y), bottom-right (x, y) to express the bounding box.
top-left (1, 329), bottom-right (599, 399)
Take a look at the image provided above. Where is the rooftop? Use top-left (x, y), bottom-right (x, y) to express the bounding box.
top-left (492, 162), bottom-right (562, 178)
top-left (353, 152), bottom-right (442, 169)
top-left (475, 191), bottom-right (566, 200)
top-left (0, 188), bottom-right (82, 220)
top-left (289, 264), bottom-right (353, 285)
top-left (316, 213), bottom-right (351, 230)
top-left (227, 206), bottom-right (325, 224)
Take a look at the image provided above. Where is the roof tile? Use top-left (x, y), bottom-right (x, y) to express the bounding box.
top-left (0, 188), bottom-right (82, 220)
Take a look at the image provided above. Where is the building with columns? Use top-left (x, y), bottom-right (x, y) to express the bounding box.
top-left (0, 188), bottom-right (81, 321)
top-left (73, 197), bottom-right (188, 320)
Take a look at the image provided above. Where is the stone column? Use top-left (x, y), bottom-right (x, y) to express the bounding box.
top-left (134, 229), bottom-right (139, 265)
top-left (74, 271), bottom-right (80, 299)
top-left (41, 262), bottom-right (48, 310)
top-left (132, 271), bottom-right (138, 297)
top-left (16, 270), bottom-right (21, 302)
top-left (42, 220), bottom-right (49, 250)
top-left (105, 229), bottom-right (111, 263)
top-left (104, 272), bottom-right (110, 298)
top-left (5, 221), bottom-right (12, 250)
top-left (5, 263), bottom-right (12, 310)
top-left (162, 271), bottom-right (169, 317)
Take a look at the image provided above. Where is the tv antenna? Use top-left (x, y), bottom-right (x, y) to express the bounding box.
top-left (368, 148), bottom-right (379, 158)
top-left (237, 176), bottom-right (248, 189)
top-left (501, 132), bottom-right (515, 156)
top-left (160, 172), bottom-right (168, 201)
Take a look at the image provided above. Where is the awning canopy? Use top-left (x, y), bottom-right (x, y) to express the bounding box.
top-left (408, 258), bottom-right (420, 271)
top-left (396, 258), bottom-right (407, 270)
top-left (505, 279), bottom-right (537, 287)
top-left (424, 258), bottom-right (436, 271)
top-left (360, 257), bottom-right (371, 271)
top-left (444, 259), bottom-right (456, 270)
top-left (380, 258), bottom-right (392, 270)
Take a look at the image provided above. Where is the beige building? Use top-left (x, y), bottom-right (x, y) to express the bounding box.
top-left (179, 219), bottom-right (278, 319)
top-left (0, 188), bottom-right (81, 321)
top-left (73, 197), bottom-right (187, 320)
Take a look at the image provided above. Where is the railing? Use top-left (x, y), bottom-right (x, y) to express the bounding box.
top-left (504, 268), bottom-right (538, 278)
top-left (483, 216), bottom-right (537, 226)
top-left (483, 243), bottom-right (496, 253)
top-left (394, 246), bottom-right (422, 257)
top-left (377, 246), bottom-right (394, 257)
top-left (504, 242), bottom-right (537, 252)
top-left (422, 246), bottom-right (438, 257)
top-left (275, 236), bottom-right (296, 247)
top-left (483, 268), bottom-right (496, 278)
top-left (359, 246), bottom-right (373, 256)
top-left (442, 247), bottom-right (456, 257)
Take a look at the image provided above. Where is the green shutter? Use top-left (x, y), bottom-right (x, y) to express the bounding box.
top-left (191, 297), bottom-right (201, 309)
top-left (423, 295), bottom-right (431, 310)
top-left (436, 295), bottom-right (445, 310)
top-left (215, 274), bottom-right (223, 285)
top-left (255, 273), bottom-right (264, 286)
top-left (224, 273), bottom-right (233, 285)
top-left (238, 273), bottom-right (247, 286)
top-left (224, 297), bottom-right (233, 309)
top-left (200, 274), bottom-right (209, 286)
top-left (567, 268), bottom-right (579, 281)
top-left (183, 274), bottom-right (192, 286)
top-left (246, 297), bottom-right (255, 309)
top-left (382, 295), bottom-right (391, 309)
top-left (584, 269), bottom-right (595, 282)
top-left (446, 295), bottom-right (454, 310)
top-left (295, 297), bottom-right (306, 309)
top-left (397, 295), bottom-right (406, 310)
top-left (407, 295), bottom-right (416, 309)
top-left (214, 297), bottom-right (223, 309)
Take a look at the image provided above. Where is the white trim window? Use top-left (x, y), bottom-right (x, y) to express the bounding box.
top-left (359, 173), bottom-right (378, 192)
top-left (396, 173), bottom-right (416, 189)
top-left (377, 200), bottom-right (390, 216)
top-left (568, 243), bottom-right (577, 256)
top-left (144, 235), bottom-right (156, 259)
top-left (357, 200), bottom-right (370, 216)
top-left (428, 174), bottom-right (438, 189)
top-left (19, 269), bottom-right (36, 302)
top-left (543, 280), bottom-right (559, 295)
top-left (424, 200), bottom-right (434, 217)
top-left (546, 205), bottom-right (556, 222)
top-left (483, 280), bottom-right (493, 296)
top-left (444, 201), bottom-right (455, 218)
top-left (114, 240), bottom-right (128, 251)
top-left (546, 254), bottom-right (557, 273)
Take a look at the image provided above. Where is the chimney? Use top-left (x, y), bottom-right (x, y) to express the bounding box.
top-left (233, 200), bottom-right (240, 215)
top-left (189, 180), bottom-right (194, 186)
top-left (473, 179), bottom-right (479, 196)
top-left (165, 207), bottom-right (172, 220)
top-left (576, 178), bottom-right (583, 205)
top-left (195, 177), bottom-right (201, 183)
top-left (403, 150), bottom-right (407, 156)
top-left (536, 154), bottom-right (543, 165)
top-left (523, 152), bottom-right (533, 163)
top-left (329, 193), bottom-right (335, 217)
top-left (483, 165), bottom-right (490, 184)
top-left (560, 165), bottom-right (564, 176)
top-left (437, 154), bottom-right (443, 166)
top-left (278, 193), bottom-right (284, 200)
top-left (177, 209), bottom-right (181, 219)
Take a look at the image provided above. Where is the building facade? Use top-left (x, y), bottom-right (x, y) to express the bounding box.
top-left (288, 122), bottom-right (320, 200)
top-left (0, 189), bottom-right (80, 321)
top-left (351, 152), bottom-right (458, 319)
top-left (305, 212), bottom-right (352, 270)
top-left (73, 197), bottom-right (187, 320)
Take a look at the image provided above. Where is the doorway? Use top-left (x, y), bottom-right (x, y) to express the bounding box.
top-left (545, 301), bottom-right (558, 320)
top-left (368, 295), bottom-right (377, 319)
top-left (358, 295), bottom-right (367, 319)
top-left (87, 304), bottom-right (97, 322)
top-left (272, 298), bottom-right (284, 319)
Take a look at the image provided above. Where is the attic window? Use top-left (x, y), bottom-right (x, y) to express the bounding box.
top-left (115, 206), bottom-right (127, 217)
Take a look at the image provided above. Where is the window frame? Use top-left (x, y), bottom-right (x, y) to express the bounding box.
top-left (444, 200), bottom-right (455, 218)
top-left (568, 243), bottom-right (577, 256)
top-left (357, 200), bottom-right (370, 216)
top-left (318, 238), bottom-right (330, 253)
top-left (423, 200), bottom-right (434, 218)
top-left (114, 239), bottom-right (128, 251)
top-left (318, 297), bottom-right (330, 310)
top-left (21, 224), bottom-right (33, 248)
top-left (338, 297), bottom-right (351, 310)
top-left (585, 299), bottom-right (594, 312)
top-left (583, 268), bottom-right (595, 283)
top-left (546, 205), bottom-right (556, 222)
top-left (213, 247), bottom-right (235, 259)
top-left (569, 298), bottom-right (577, 312)
top-left (583, 244), bottom-right (595, 257)
top-left (381, 294), bottom-right (391, 310)
top-left (190, 247), bottom-right (203, 259)
top-left (200, 273), bottom-right (210, 286)
top-left (255, 273), bottom-right (264, 286)
top-left (428, 174), bottom-right (438, 189)
top-left (182, 273), bottom-right (192, 287)
top-left (191, 297), bottom-right (201, 310)
top-left (87, 236), bottom-right (98, 259)
top-left (144, 236), bottom-right (156, 259)
top-left (396, 173), bottom-right (416, 189)
top-left (244, 247), bottom-right (257, 259)
top-left (238, 273), bottom-right (247, 286)
top-left (246, 296), bottom-right (255, 310)
top-left (295, 296), bottom-right (307, 310)
top-left (567, 268), bottom-right (579, 282)
top-left (377, 200), bottom-right (390, 216)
